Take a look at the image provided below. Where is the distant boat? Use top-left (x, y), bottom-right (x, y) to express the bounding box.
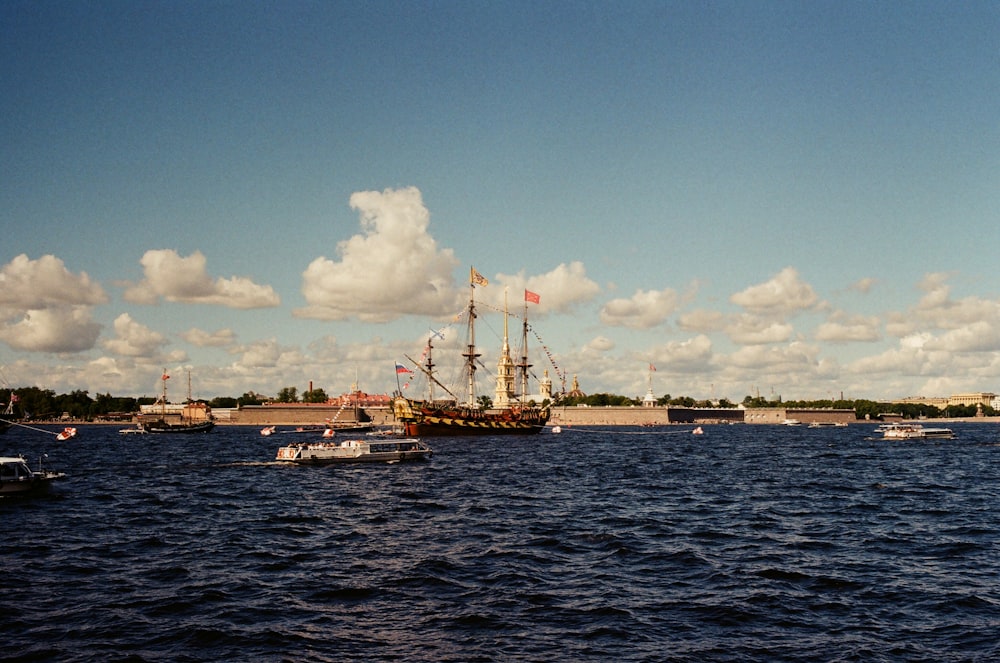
top-left (143, 370), bottom-right (215, 434)
top-left (879, 423), bottom-right (954, 440)
top-left (391, 270), bottom-right (553, 437)
top-left (275, 437), bottom-right (432, 464)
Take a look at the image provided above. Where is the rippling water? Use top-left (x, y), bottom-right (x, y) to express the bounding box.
top-left (3, 422), bottom-right (1000, 662)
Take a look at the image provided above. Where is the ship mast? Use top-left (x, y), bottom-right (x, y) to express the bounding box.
top-left (425, 334), bottom-right (436, 402)
top-left (464, 268), bottom-right (485, 407)
top-left (518, 293), bottom-right (532, 403)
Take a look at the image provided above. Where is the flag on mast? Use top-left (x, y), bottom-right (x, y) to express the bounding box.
top-left (524, 289), bottom-right (540, 304)
top-left (470, 267), bottom-right (488, 287)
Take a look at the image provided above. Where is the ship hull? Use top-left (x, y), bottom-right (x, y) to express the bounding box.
top-left (393, 397), bottom-right (549, 437)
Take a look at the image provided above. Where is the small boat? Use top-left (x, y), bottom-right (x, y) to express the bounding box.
top-left (692, 426), bottom-right (704, 435)
top-left (782, 419), bottom-right (802, 426)
top-left (879, 423), bottom-right (954, 440)
top-left (0, 455), bottom-right (66, 496)
top-left (275, 437), bottom-right (432, 464)
top-left (120, 423), bottom-right (147, 435)
top-left (56, 427), bottom-right (77, 441)
top-left (260, 426), bottom-right (276, 436)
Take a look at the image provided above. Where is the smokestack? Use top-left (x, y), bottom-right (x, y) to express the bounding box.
top-left (309, 381), bottom-right (313, 393)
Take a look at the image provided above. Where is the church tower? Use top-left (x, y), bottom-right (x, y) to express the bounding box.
top-left (494, 292), bottom-right (516, 407)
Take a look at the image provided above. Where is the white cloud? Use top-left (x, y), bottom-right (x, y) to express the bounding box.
top-left (296, 186), bottom-right (461, 322)
top-left (730, 267), bottom-right (819, 315)
top-left (726, 341), bottom-right (819, 371)
top-left (0, 254), bottom-right (108, 310)
top-left (814, 312), bottom-right (881, 343)
top-left (123, 249), bottom-right (280, 309)
top-left (925, 321), bottom-right (1000, 353)
top-left (181, 327), bottom-right (238, 348)
top-left (599, 287), bottom-right (680, 329)
top-left (849, 277), bottom-right (877, 294)
top-left (726, 315), bottom-right (794, 345)
top-left (886, 273), bottom-right (1000, 338)
top-left (678, 308), bottom-right (727, 333)
top-left (583, 335), bottom-right (615, 353)
top-left (650, 334), bottom-right (714, 373)
top-left (0, 308), bottom-right (102, 353)
top-left (102, 313), bottom-right (169, 357)
top-left (492, 262), bottom-right (602, 315)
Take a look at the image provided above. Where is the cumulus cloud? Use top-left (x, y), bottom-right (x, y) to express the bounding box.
top-left (181, 327), bottom-right (238, 348)
top-left (583, 335), bottom-right (616, 353)
top-left (925, 321), bottom-right (1000, 353)
top-left (730, 267), bottom-right (819, 315)
top-left (123, 249), bottom-right (280, 309)
top-left (886, 272), bottom-right (1000, 338)
top-left (494, 262), bottom-right (601, 314)
top-left (726, 341), bottom-right (819, 371)
top-left (296, 186), bottom-right (461, 322)
top-left (102, 314), bottom-right (169, 357)
top-left (599, 287), bottom-right (680, 329)
top-left (0, 308), bottom-right (102, 353)
top-left (726, 315), bottom-right (794, 345)
top-left (650, 334), bottom-right (714, 373)
top-left (0, 254), bottom-right (108, 353)
top-left (814, 312), bottom-right (881, 343)
top-left (0, 254), bottom-right (108, 310)
top-left (849, 277), bottom-right (877, 294)
top-left (678, 308), bottom-right (727, 333)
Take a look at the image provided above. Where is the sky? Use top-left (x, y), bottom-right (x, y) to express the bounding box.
top-left (2, 1), bottom-right (1000, 404)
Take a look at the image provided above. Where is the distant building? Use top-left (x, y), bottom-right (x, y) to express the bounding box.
top-left (947, 392), bottom-right (997, 408)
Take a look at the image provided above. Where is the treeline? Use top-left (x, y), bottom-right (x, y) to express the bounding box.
top-left (557, 393), bottom-right (994, 420)
top-left (0, 387), bottom-right (269, 421)
top-left (3, 386), bottom-right (993, 422)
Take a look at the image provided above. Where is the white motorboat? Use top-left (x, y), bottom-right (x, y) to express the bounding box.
top-left (275, 437), bottom-right (432, 464)
top-left (879, 423), bottom-right (954, 440)
top-left (0, 455), bottom-right (66, 496)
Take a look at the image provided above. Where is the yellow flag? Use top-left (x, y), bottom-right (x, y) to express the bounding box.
top-left (470, 267), bottom-right (488, 287)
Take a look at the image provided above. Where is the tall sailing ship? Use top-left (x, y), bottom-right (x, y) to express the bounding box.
top-left (392, 268), bottom-right (555, 436)
top-left (142, 370), bottom-right (215, 434)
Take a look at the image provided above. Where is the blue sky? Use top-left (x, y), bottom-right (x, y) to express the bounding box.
top-left (2, 1), bottom-right (999, 404)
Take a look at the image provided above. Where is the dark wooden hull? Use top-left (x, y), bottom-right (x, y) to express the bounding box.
top-left (145, 420), bottom-right (216, 434)
top-left (394, 398), bottom-right (549, 437)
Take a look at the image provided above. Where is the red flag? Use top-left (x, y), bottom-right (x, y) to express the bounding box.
top-left (649, 364), bottom-right (656, 372)
top-left (524, 289), bottom-right (540, 304)
top-left (162, 373), bottom-right (170, 381)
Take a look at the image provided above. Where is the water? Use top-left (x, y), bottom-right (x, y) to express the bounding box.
top-left (3, 423), bottom-right (1000, 662)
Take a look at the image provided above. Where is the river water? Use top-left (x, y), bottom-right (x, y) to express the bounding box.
top-left (2, 422), bottom-right (999, 662)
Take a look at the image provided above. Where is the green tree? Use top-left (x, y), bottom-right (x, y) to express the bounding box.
top-left (275, 387), bottom-right (299, 403)
top-left (209, 396), bottom-right (238, 408)
top-left (237, 392), bottom-right (266, 407)
top-left (302, 388), bottom-right (328, 403)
